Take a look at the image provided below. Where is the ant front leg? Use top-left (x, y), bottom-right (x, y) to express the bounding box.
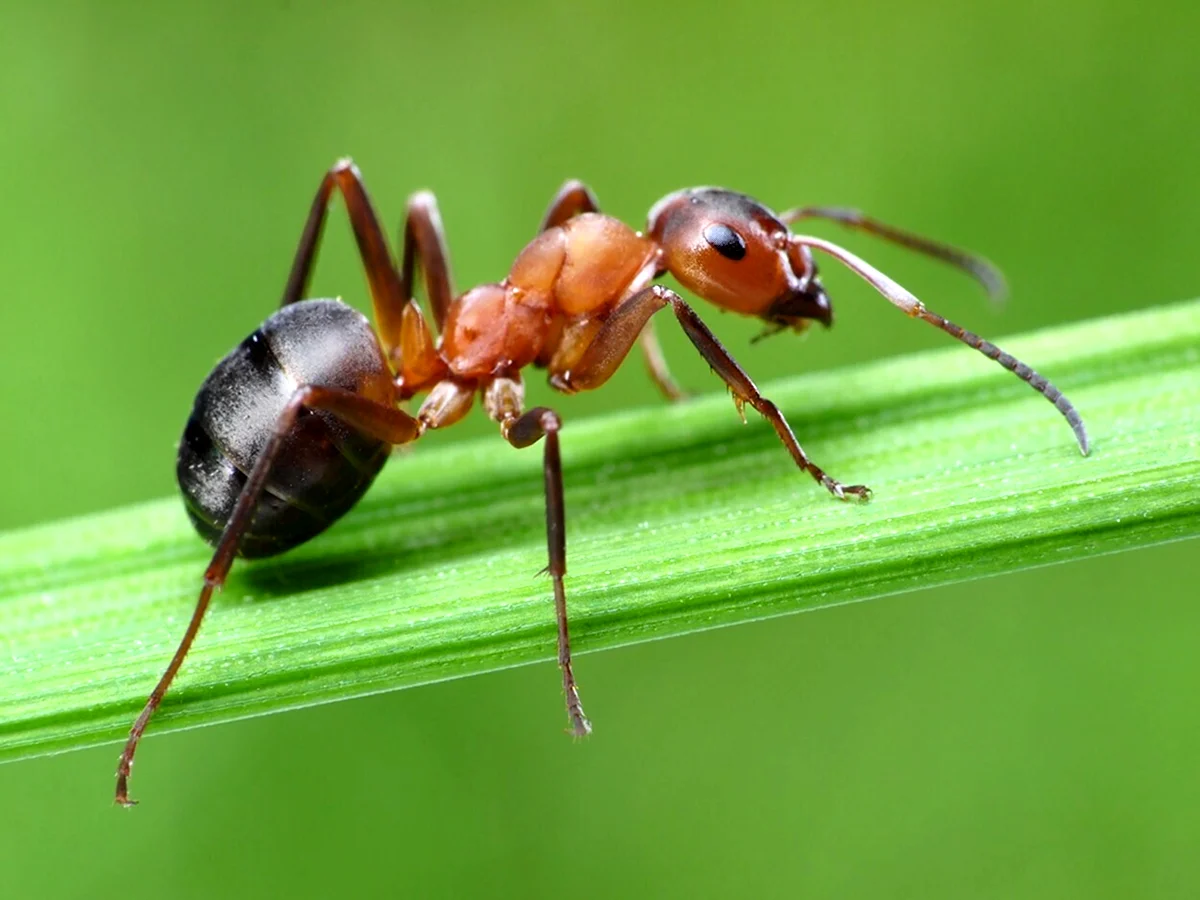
top-left (539, 180), bottom-right (688, 402)
top-left (555, 286), bottom-right (870, 501)
top-left (115, 387), bottom-right (422, 807)
top-left (483, 375), bottom-right (591, 737)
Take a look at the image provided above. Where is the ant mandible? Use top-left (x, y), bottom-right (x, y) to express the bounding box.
top-left (115, 159), bottom-right (1089, 805)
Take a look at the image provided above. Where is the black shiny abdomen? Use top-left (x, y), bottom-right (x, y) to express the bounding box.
top-left (176, 299), bottom-right (394, 558)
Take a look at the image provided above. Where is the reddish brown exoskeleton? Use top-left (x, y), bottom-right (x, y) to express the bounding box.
top-left (115, 161), bottom-right (1088, 805)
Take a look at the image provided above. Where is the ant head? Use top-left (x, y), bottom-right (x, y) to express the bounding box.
top-left (646, 188), bottom-right (833, 331)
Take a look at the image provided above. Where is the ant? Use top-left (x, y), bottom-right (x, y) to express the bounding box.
top-left (115, 159), bottom-right (1089, 806)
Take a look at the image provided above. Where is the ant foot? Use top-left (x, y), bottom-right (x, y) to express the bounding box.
top-left (825, 479), bottom-right (872, 502)
top-left (568, 711), bottom-right (593, 738)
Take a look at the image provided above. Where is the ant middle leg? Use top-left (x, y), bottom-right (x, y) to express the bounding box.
top-left (638, 319), bottom-right (688, 402)
top-left (484, 375), bottom-right (591, 737)
top-left (115, 386), bottom-right (422, 807)
top-left (553, 286), bottom-right (870, 501)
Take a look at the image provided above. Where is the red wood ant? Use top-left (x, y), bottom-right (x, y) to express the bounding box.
top-left (115, 160), bottom-right (1089, 805)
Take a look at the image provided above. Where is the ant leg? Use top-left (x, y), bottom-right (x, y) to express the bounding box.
top-left (484, 376), bottom-right (591, 737)
top-left (539, 179), bottom-right (599, 231)
top-left (391, 192), bottom-right (454, 392)
top-left (415, 379), bottom-right (476, 429)
top-left (398, 191), bottom-right (456, 332)
top-left (639, 319), bottom-right (689, 402)
top-left (280, 161), bottom-right (457, 366)
top-left (779, 205), bottom-right (1007, 300)
top-left (537, 181), bottom-right (688, 402)
top-left (555, 286), bottom-right (870, 501)
top-left (394, 299), bottom-right (446, 397)
top-left (115, 387), bottom-right (422, 808)
top-left (281, 160), bottom-right (406, 349)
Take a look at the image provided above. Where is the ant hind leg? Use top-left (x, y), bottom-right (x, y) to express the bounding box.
top-left (115, 387), bottom-right (422, 807)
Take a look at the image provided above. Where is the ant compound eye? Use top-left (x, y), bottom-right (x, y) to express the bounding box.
top-left (702, 222), bottom-right (747, 261)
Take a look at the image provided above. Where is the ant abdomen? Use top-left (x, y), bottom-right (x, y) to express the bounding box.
top-left (177, 299), bottom-right (392, 558)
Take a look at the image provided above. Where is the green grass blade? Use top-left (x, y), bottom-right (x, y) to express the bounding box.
top-left (2, 299), bottom-right (1198, 764)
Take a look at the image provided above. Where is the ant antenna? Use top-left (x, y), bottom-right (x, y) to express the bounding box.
top-left (781, 206), bottom-right (1008, 301)
top-left (792, 234), bottom-right (1089, 455)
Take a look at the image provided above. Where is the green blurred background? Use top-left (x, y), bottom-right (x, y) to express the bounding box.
top-left (2, 1), bottom-right (1198, 896)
